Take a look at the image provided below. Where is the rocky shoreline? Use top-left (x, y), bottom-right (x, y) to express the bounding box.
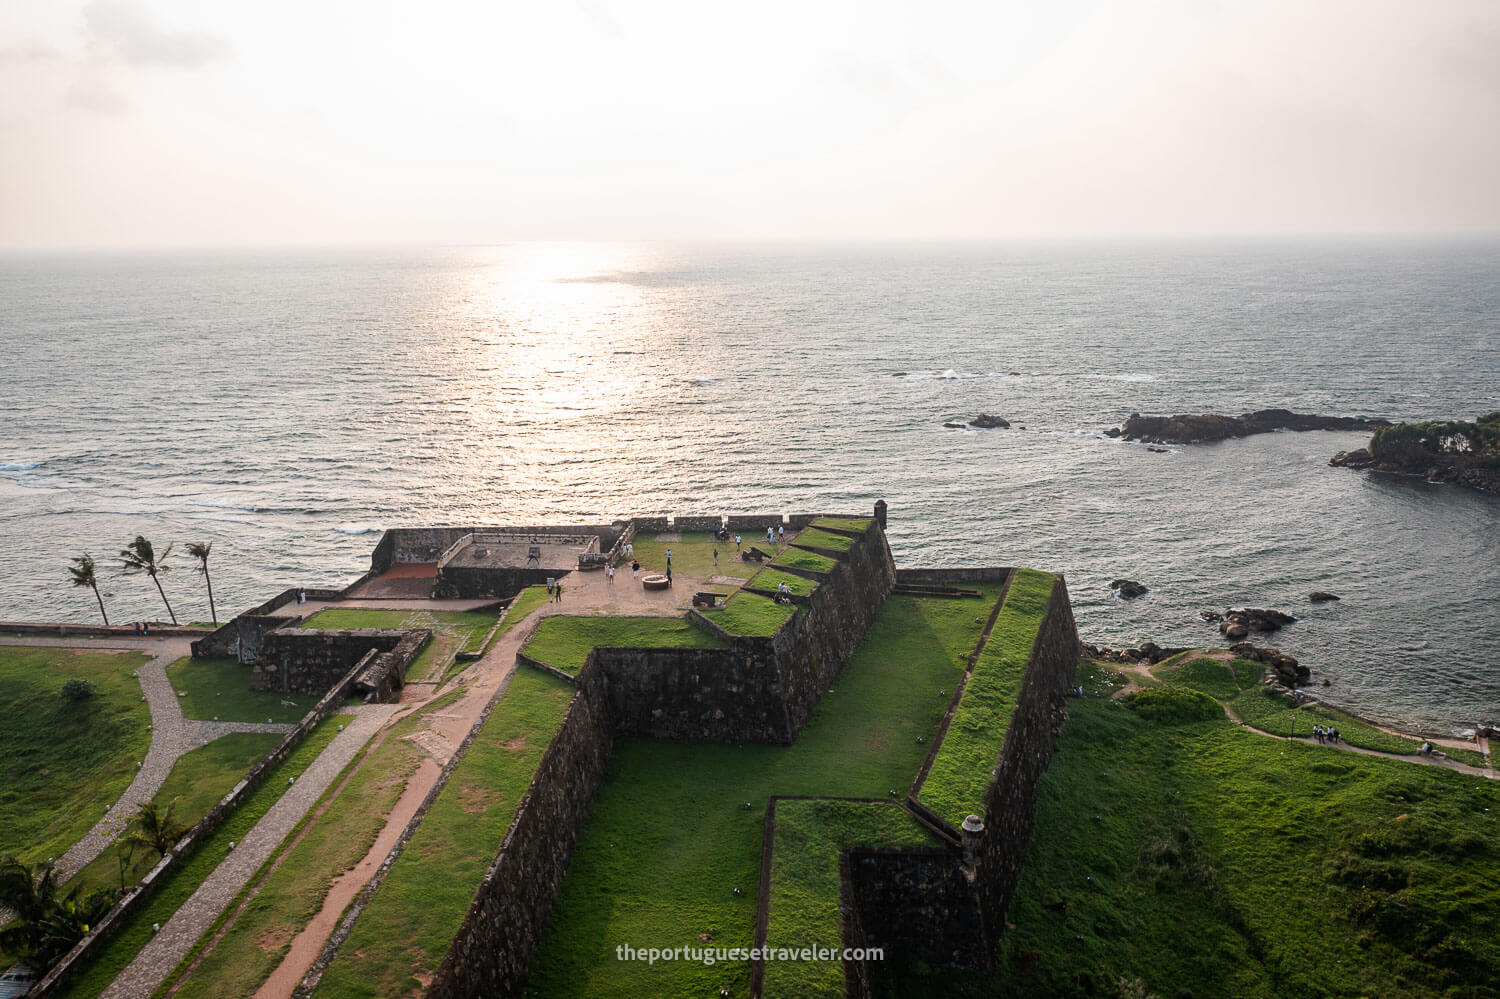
top-left (1106, 408), bottom-right (1390, 444)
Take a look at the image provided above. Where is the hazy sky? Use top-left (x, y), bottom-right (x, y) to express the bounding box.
top-left (2, 0), bottom-right (1498, 248)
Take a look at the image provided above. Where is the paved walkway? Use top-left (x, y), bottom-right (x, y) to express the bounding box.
top-left (156, 556), bottom-right (763, 996)
top-left (101, 704), bottom-right (399, 999)
top-left (0, 636), bottom-right (295, 882)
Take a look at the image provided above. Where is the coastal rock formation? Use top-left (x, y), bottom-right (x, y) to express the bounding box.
top-left (1308, 591), bottom-right (1340, 603)
top-left (1214, 608), bottom-right (1296, 638)
top-left (970, 413), bottom-right (1012, 429)
top-left (1110, 579), bottom-right (1148, 599)
top-left (1105, 408), bottom-right (1390, 444)
top-left (1330, 413), bottom-right (1500, 494)
top-left (1082, 641), bottom-right (1190, 665)
top-left (1230, 642), bottom-right (1309, 687)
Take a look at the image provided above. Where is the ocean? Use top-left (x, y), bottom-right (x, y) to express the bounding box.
top-left (1, 240), bottom-right (1497, 734)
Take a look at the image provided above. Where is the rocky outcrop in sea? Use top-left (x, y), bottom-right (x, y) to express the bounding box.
top-left (1106, 408), bottom-right (1390, 444)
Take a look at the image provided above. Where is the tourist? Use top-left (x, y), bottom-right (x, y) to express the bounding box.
top-left (632, 560), bottom-right (640, 579)
top-left (778, 525), bottom-right (785, 542)
top-left (625, 542), bottom-right (633, 558)
top-left (1330, 728), bottom-right (1340, 744)
top-left (666, 548), bottom-right (672, 567)
top-left (735, 534), bottom-right (741, 551)
top-left (607, 564), bottom-right (615, 582)
top-left (713, 547), bottom-right (718, 565)
top-left (665, 566), bottom-right (672, 585)
top-left (556, 583), bottom-right (564, 603)
top-left (547, 580), bottom-right (555, 601)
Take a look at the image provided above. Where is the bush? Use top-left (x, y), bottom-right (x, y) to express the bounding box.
top-left (60, 678), bottom-right (96, 702)
top-left (1125, 685), bottom-right (1222, 724)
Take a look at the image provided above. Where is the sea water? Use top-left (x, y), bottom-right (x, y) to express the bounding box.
top-left (1, 240), bottom-right (1497, 734)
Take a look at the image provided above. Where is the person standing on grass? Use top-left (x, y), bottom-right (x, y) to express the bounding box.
top-left (713, 547), bottom-right (718, 566)
top-left (735, 534), bottom-right (741, 551)
top-left (666, 548), bottom-right (673, 568)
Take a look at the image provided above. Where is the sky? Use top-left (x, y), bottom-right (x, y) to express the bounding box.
top-left (1, 0), bottom-right (1498, 248)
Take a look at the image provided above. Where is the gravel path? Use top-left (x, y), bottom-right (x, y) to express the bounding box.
top-left (100, 704), bottom-right (398, 999)
top-left (43, 637), bottom-right (295, 881)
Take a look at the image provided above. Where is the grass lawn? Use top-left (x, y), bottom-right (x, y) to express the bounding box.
top-left (521, 615), bottom-right (728, 675)
top-left (527, 590), bottom-right (995, 998)
top-left (747, 567), bottom-right (821, 597)
top-left (54, 716), bottom-right (351, 999)
top-left (789, 528), bottom-right (854, 553)
top-left (699, 592), bottom-right (796, 637)
top-left (887, 662), bottom-right (1500, 999)
top-left (1230, 686), bottom-right (1430, 756)
top-left (166, 656), bottom-right (311, 723)
top-left (918, 569), bottom-right (1056, 826)
top-left (299, 609), bottom-right (497, 682)
top-left (631, 532), bottom-right (759, 579)
top-left (763, 799), bottom-right (941, 999)
top-left (810, 517), bottom-right (872, 533)
top-left (0, 645), bottom-right (151, 866)
top-left (312, 669), bottom-right (577, 998)
top-left (772, 547), bottom-right (836, 575)
top-left (1150, 655), bottom-right (1260, 703)
top-left (163, 696), bottom-right (460, 999)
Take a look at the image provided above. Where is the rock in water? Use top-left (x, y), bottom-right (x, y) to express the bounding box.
top-left (1110, 579), bottom-right (1148, 599)
top-left (1308, 591), bottom-right (1341, 602)
top-left (942, 422), bottom-right (967, 429)
top-left (969, 413), bottom-right (1011, 429)
top-left (1108, 409), bottom-right (1390, 444)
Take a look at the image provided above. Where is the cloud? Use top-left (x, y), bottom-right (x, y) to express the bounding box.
top-left (66, 76), bottom-right (129, 114)
top-left (83, 0), bottom-right (230, 68)
top-left (0, 40), bottom-right (64, 62)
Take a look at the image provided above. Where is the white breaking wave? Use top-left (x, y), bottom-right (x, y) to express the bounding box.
top-left (334, 523), bottom-right (380, 535)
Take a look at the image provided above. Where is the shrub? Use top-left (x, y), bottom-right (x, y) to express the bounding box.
top-left (60, 678), bottom-right (96, 702)
top-left (1125, 685), bottom-right (1222, 724)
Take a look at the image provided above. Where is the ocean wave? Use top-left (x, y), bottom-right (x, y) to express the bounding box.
top-left (0, 461), bottom-right (41, 471)
top-left (334, 523), bottom-right (380, 535)
top-left (893, 370), bottom-right (1013, 381)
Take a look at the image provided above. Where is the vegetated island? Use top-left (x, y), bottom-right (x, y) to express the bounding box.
top-left (1331, 412), bottom-right (1500, 493)
top-left (1106, 408), bottom-right (1390, 444)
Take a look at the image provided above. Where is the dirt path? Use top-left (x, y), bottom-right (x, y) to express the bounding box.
top-left (1222, 702), bottom-right (1496, 780)
top-left (1092, 652), bottom-right (1492, 779)
top-left (211, 566), bottom-right (689, 998)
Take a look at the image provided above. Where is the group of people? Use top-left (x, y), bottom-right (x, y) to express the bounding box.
top-left (546, 580), bottom-right (565, 603)
top-left (1312, 725), bottom-right (1340, 745)
top-left (773, 580), bottom-right (794, 604)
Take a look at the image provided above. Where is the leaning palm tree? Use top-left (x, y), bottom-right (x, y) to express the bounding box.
top-left (121, 799), bottom-right (185, 861)
top-left (120, 535), bottom-right (176, 625)
top-left (185, 541), bottom-right (217, 625)
top-left (67, 553), bottom-right (108, 625)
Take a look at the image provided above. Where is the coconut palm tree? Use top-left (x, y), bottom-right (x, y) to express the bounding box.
top-left (122, 799), bottom-right (185, 861)
top-left (120, 535), bottom-right (176, 625)
top-left (0, 855), bottom-right (116, 969)
top-left (186, 541), bottom-right (217, 625)
top-left (67, 553), bottom-right (108, 625)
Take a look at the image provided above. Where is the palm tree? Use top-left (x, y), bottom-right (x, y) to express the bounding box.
top-left (120, 535), bottom-right (176, 625)
top-left (185, 542), bottom-right (217, 625)
top-left (67, 553), bottom-right (108, 625)
top-left (122, 799), bottom-right (185, 861)
top-left (0, 855), bottom-right (115, 969)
